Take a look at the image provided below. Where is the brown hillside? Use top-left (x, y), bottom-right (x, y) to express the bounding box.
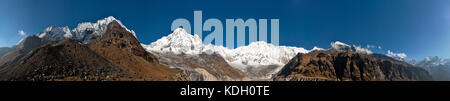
top-left (87, 21), bottom-right (186, 81)
top-left (0, 39), bottom-right (127, 81)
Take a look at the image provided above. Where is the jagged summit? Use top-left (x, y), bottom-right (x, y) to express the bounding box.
top-left (146, 28), bottom-right (203, 55)
top-left (72, 16), bottom-right (136, 43)
top-left (17, 16), bottom-right (135, 46)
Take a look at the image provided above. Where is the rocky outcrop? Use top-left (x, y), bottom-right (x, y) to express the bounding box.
top-left (274, 50), bottom-right (432, 81)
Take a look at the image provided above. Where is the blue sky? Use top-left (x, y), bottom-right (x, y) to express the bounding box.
top-left (1, 0), bottom-right (450, 60)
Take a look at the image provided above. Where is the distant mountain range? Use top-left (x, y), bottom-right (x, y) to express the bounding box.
top-left (143, 28), bottom-right (310, 80)
top-left (408, 56), bottom-right (450, 80)
top-left (0, 16), bottom-right (438, 81)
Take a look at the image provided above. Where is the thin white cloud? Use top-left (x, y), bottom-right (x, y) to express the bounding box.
top-left (18, 30), bottom-right (26, 36)
top-left (366, 44), bottom-right (382, 49)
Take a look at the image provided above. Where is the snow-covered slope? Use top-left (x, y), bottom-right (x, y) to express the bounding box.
top-left (145, 28), bottom-right (203, 55)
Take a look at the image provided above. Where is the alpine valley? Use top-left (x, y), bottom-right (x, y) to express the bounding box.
top-left (0, 16), bottom-right (436, 81)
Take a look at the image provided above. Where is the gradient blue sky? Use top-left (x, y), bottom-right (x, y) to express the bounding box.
top-left (1, 0), bottom-right (449, 59)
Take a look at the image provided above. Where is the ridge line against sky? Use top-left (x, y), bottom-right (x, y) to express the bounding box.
top-left (1, 0), bottom-right (450, 59)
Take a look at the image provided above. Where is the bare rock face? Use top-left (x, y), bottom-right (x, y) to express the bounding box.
top-left (87, 21), bottom-right (187, 81)
top-left (274, 50), bottom-right (432, 81)
top-left (0, 39), bottom-right (127, 81)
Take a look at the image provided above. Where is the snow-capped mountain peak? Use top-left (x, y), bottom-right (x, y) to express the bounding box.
top-left (143, 28), bottom-right (312, 79)
top-left (145, 28), bottom-right (203, 55)
top-left (144, 28), bottom-right (311, 67)
top-left (72, 16), bottom-right (136, 43)
top-left (37, 26), bottom-right (72, 42)
top-left (18, 16), bottom-right (136, 45)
